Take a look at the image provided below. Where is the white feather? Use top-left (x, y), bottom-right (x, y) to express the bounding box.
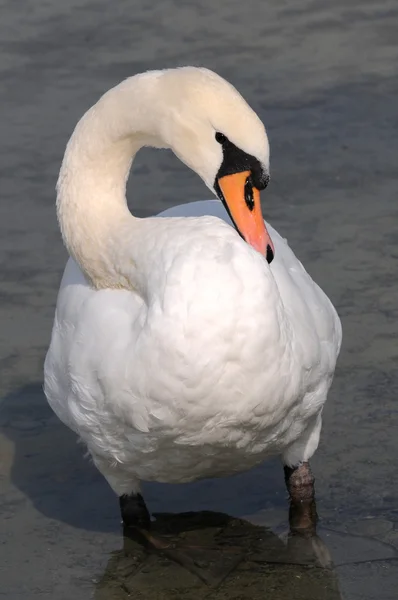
top-left (44, 68), bottom-right (342, 496)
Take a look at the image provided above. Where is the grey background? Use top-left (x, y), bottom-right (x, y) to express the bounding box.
top-left (1, 0), bottom-right (398, 598)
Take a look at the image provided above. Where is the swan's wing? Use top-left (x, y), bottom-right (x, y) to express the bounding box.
top-left (44, 258), bottom-right (147, 435)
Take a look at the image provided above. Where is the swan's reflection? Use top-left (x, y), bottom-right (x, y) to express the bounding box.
top-left (95, 500), bottom-right (341, 599)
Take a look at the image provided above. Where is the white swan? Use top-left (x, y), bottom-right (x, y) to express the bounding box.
top-left (44, 67), bottom-right (342, 530)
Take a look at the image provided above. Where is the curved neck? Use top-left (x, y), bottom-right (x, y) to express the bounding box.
top-left (56, 73), bottom-right (165, 289)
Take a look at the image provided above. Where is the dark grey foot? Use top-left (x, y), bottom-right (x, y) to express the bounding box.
top-left (119, 493), bottom-right (151, 530)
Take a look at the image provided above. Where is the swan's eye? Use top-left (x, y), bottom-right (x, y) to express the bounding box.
top-left (244, 176), bottom-right (255, 211)
top-left (215, 132), bottom-right (227, 144)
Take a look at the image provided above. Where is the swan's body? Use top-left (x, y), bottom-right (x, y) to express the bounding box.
top-left (44, 67), bottom-right (341, 503)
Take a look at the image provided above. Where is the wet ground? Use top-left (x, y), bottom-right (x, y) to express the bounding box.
top-left (1, 0), bottom-right (398, 598)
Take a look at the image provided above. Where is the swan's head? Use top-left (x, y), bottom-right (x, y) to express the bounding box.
top-left (156, 67), bottom-right (274, 262)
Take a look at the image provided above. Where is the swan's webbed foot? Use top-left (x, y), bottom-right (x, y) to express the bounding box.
top-left (120, 504), bottom-right (242, 586)
top-left (287, 499), bottom-right (333, 569)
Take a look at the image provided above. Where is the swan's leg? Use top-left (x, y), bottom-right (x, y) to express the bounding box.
top-left (282, 412), bottom-right (322, 500)
top-left (281, 414), bottom-right (322, 533)
top-left (119, 492), bottom-right (151, 529)
top-left (89, 456), bottom-right (217, 579)
top-left (284, 461), bottom-right (315, 504)
top-left (90, 454), bottom-right (151, 528)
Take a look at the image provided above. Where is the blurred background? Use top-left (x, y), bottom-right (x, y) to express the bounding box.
top-left (1, 1), bottom-right (398, 598)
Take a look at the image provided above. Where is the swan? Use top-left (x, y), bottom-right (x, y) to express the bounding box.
top-left (44, 67), bottom-right (342, 534)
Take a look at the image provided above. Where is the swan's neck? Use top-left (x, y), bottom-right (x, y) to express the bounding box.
top-left (56, 74), bottom-right (165, 289)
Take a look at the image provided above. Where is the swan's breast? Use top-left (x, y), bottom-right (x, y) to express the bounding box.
top-left (140, 216), bottom-right (282, 341)
top-left (114, 216), bottom-right (299, 435)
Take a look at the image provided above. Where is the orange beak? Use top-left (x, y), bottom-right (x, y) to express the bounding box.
top-left (217, 170), bottom-right (274, 262)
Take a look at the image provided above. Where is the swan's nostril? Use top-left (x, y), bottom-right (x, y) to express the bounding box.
top-left (266, 244), bottom-right (274, 264)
